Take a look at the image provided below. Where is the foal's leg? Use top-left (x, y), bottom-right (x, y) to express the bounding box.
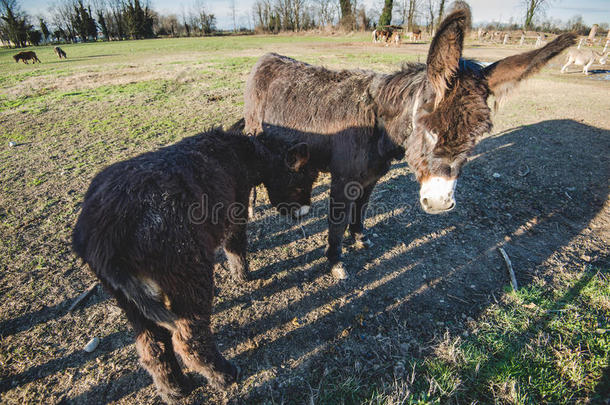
top-left (111, 286), bottom-right (190, 404)
top-left (248, 187), bottom-right (257, 218)
top-left (224, 221), bottom-right (250, 282)
top-left (170, 272), bottom-right (238, 390)
top-left (561, 58), bottom-right (572, 73)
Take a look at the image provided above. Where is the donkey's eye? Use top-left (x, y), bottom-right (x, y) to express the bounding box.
top-left (422, 102), bottom-right (434, 113)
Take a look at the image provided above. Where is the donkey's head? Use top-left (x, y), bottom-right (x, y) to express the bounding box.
top-left (406, 8), bottom-right (576, 214)
top-left (255, 135), bottom-right (319, 218)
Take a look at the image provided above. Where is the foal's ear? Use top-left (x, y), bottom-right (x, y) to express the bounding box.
top-left (426, 9), bottom-right (470, 107)
top-left (285, 143), bottom-right (310, 171)
top-left (483, 33), bottom-right (576, 108)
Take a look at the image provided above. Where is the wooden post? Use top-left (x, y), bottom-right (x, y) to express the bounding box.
top-left (535, 34), bottom-right (542, 47)
top-left (587, 24), bottom-right (598, 45)
top-left (519, 34), bottom-right (525, 46)
top-left (503, 33), bottom-right (509, 45)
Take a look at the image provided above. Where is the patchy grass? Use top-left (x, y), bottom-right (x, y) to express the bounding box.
top-left (427, 266), bottom-right (609, 404)
top-left (309, 267), bottom-right (609, 405)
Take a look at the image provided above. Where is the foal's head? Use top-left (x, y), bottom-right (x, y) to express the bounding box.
top-left (255, 136), bottom-right (319, 218)
top-left (406, 8), bottom-right (576, 214)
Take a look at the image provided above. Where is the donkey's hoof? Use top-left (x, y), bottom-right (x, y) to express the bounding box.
top-left (208, 363), bottom-right (239, 390)
top-left (331, 262), bottom-right (348, 280)
top-left (344, 234), bottom-right (373, 249)
top-left (354, 236), bottom-right (373, 249)
top-left (158, 380), bottom-right (191, 405)
top-left (231, 271), bottom-right (252, 283)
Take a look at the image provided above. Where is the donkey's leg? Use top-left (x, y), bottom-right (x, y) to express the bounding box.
top-left (223, 221), bottom-right (250, 282)
top-left (135, 321), bottom-right (191, 404)
top-left (347, 182), bottom-right (376, 249)
top-left (326, 178), bottom-right (354, 279)
top-left (561, 58), bottom-right (572, 73)
top-left (110, 285), bottom-right (190, 404)
top-left (248, 187), bottom-right (257, 218)
top-left (170, 272), bottom-right (238, 390)
top-left (172, 318), bottom-right (238, 390)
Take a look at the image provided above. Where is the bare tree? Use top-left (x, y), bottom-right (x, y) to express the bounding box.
top-left (49, 0), bottom-right (77, 42)
top-left (293, 0), bottom-right (305, 30)
top-left (395, 0), bottom-right (417, 30)
top-left (229, 0), bottom-right (236, 32)
top-left (313, 0), bottom-right (335, 27)
top-left (426, 0), bottom-right (435, 33)
top-left (253, 0), bottom-right (272, 30)
top-left (435, 0), bottom-right (444, 28)
top-left (155, 13), bottom-right (178, 36)
top-left (523, 0), bottom-right (552, 30)
top-left (190, 0), bottom-right (215, 35)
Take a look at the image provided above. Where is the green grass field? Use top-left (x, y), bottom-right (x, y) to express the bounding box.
top-left (0, 35), bottom-right (608, 404)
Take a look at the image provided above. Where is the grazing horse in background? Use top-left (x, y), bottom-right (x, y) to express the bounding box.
top-left (13, 51), bottom-right (40, 64)
top-left (389, 31), bottom-right (401, 45)
top-left (72, 127), bottom-right (316, 403)
top-left (373, 28), bottom-right (392, 44)
top-left (405, 28), bottom-right (422, 41)
top-left (244, 8), bottom-right (576, 279)
top-left (561, 48), bottom-right (608, 75)
top-left (54, 46), bottom-right (67, 59)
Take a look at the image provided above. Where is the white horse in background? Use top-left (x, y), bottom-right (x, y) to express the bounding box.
top-left (561, 48), bottom-right (608, 75)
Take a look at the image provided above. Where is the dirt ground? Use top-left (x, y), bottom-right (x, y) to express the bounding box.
top-left (0, 37), bottom-right (608, 404)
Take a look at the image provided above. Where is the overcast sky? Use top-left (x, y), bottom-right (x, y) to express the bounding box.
top-left (21, 0), bottom-right (610, 30)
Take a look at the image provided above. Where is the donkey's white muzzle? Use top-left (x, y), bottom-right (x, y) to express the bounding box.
top-left (419, 177), bottom-right (457, 214)
top-left (293, 205), bottom-right (311, 219)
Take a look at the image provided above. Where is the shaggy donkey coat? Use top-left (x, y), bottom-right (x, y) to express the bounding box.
top-left (72, 127), bottom-right (315, 403)
top-left (244, 8), bottom-right (576, 278)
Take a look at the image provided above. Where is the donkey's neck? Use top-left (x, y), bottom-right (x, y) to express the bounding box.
top-left (370, 63), bottom-right (427, 147)
top-left (247, 137), bottom-right (274, 187)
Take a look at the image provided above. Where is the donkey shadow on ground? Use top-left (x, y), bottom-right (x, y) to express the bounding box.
top-left (6, 119), bottom-right (606, 403)
top-left (215, 118), bottom-right (608, 403)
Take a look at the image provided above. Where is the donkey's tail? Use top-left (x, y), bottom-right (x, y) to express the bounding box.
top-left (116, 273), bottom-right (178, 326)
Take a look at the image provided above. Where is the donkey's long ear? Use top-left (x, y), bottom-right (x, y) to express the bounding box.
top-left (285, 143), bottom-right (310, 171)
top-left (426, 9), bottom-right (470, 107)
top-left (483, 33), bottom-right (576, 107)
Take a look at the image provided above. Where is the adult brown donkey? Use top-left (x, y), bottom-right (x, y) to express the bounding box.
top-left (244, 8), bottom-right (575, 279)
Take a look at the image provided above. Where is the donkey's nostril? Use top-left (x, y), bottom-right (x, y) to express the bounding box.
top-left (448, 201), bottom-right (455, 210)
top-left (422, 198), bottom-right (429, 207)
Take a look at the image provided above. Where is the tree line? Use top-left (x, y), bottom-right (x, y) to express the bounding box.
top-left (251, 0), bottom-right (437, 33)
top-left (0, 0), bottom-right (175, 46)
top-left (1, 0), bottom-right (605, 48)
